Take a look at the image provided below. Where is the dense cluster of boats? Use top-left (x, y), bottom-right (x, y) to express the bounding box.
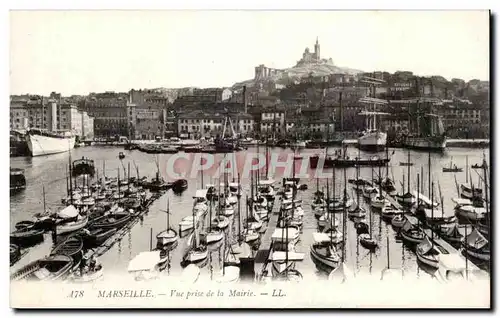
top-left (10, 144), bottom-right (490, 284)
top-left (306, 150), bottom-right (490, 282)
top-left (10, 156), bottom-right (188, 282)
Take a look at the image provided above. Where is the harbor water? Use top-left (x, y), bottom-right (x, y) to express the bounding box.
top-left (10, 146), bottom-right (490, 279)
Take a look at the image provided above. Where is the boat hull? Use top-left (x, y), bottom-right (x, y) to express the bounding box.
top-left (184, 249), bottom-right (208, 263)
top-left (358, 131), bottom-right (387, 152)
top-left (310, 245), bottom-right (340, 269)
top-left (416, 251), bottom-right (439, 269)
top-left (27, 133), bottom-right (75, 157)
top-left (400, 229), bottom-right (424, 245)
top-left (403, 136), bottom-right (447, 152)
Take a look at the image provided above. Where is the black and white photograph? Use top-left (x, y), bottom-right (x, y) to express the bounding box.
top-left (8, 10), bottom-right (491, 308)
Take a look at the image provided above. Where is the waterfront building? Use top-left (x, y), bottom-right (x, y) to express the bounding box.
top-left (177, 110), bottom-right (254, 138)
top-left (127, 100), bottom-right (166, 140)
top-left (80, 92), bottom-right (128, 138)
top-left (10, 96), bottom-right (94, 140)
top-left (193, 88), bottom-right (232, 102)
top-left (260, 108), bottom-right (285, 135)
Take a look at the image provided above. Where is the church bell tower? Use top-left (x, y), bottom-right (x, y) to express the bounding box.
top-left (314, 37), bottom-right (320, 60)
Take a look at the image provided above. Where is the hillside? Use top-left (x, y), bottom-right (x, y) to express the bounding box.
top-left (232, 61), bottom-right (362, 89)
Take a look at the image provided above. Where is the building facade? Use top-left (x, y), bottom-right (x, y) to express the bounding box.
top-left (9, 96), bottom-right (94, 139)
top-left (177, 110), bottom-right (254, 138)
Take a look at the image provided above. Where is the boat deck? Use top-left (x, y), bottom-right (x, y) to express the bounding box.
top-left (254, 198), bottom-right (281, 278)
top-left (383, 191), bottom-right (480, 272)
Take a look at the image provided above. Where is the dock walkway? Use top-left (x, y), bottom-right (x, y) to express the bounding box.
top-left (254, 198), bottom-right (281, 278)
top-left (383, 190), bottom-right (480, 272)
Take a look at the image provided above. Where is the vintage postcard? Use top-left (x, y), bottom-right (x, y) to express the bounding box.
top-left (9, 10), bottom-right (490, 308)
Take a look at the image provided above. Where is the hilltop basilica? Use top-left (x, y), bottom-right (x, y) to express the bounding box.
top-left (295, 37), bottom-right (333, 67)
top-left (254, 38), bottom-right (334, 80)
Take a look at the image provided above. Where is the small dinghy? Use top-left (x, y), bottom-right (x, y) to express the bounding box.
top-left (416, 236), bottom-right (449, 269)
top-left (156, 229), bottom-right (178, 247)
top-left (156, 200), bottom-right (179, 247)
top-left (359, 233), bottom-right (378, 250)
top-left (55, 206), bottom-right (89, 235)
top-left (11, 254), bottom-right (73, 281)
top-left (91, 213), bottom-right (131, 230)
top-left (310, 233), bottom-right (341, 269)
top-left (348, 205), bottom-right (367, 218)
top-left (243, 228), bottom-right (260, 243)
top-left (391, 214), bottom-right (406, 228)
top-left (370, 195), bottom-right (387, 209)
top-left (81, 228), bottom-right (117, 248)
top-left (10, 227), bottom-right (44, 247)
top-left (396, 192), bottom-right (416, 206)
top-left (400, 220), bottom-right (425, 245)
top-left (362, 186), bottom-right (378, 200)
top-left (212, 215), bottom-right (230, 229)
top-left (51, 235), bottom-right (84, 266)
top-left (438, 223), bottom-right (463, 245)
top-left (381, 207), bottom-right (403, 221)
top-left (454, 205), bottom-right (487, 222)
top-left (220, 203), bottom-right (235, 217)
top-left (462, 228), bottom-right (490, 261)
top-left (200, 228), bottom-right (224, 244)
top-left (15, 220), bottom-right (36, 230)
top-left (183, 246), bottom-right (208, 264)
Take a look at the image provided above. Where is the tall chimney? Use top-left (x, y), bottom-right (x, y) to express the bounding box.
top-left (243, 86), bottom-right (247, 113)
top-left (339, 92), bottom-right (343, 132)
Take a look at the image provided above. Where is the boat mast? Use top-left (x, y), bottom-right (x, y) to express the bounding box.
top-left (167, 199), bottom-right (170, 230)
top-left (265, 137), bottom-right (269, 178)
top-left (356, 159), bottom-right (360, 208)
top-left (237, 173), bottom-right (241, 241)
top-left (420, 166), bottom-right (424, 194)
top-left (65, 166), bottom-right (69, 196)
top-left (68, 149), bottom-right (73, 205)
top-left (417, 174), bottom-right (420, 209)
top-left (245, 195), bottom-right (249, 238)
top-left (428, 151), bottom-right (431, 198)
top-left (193, 200), bottom-right (198, 249)
top-left (331, 166), bottom-right (335, 247)
top-left (431, 181), bottom-right (434, 244)
top-left (466, 155), bottom-right (469, 184)
top-left (42, 183), bottom-right (46, 213)
top-left (378, 164), bottom-right (382, 197)
top-left (407, 150), bottom-right (410, 194)
top-left (200, 155), bottom-right (204, 189)
top-left (483, 157), bottom-right (489, 223)
top-left (209, 193), bottom-right (212, 229)
top-left (117, 168), bottom-right (121, 200)
top-left (128, 162), bottom-right (131, 192)
top-left (342, 167), bottom-right (347, 263)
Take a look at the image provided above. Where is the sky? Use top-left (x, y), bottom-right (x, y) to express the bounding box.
top-left (10, 10), bottom-right (490, 95)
